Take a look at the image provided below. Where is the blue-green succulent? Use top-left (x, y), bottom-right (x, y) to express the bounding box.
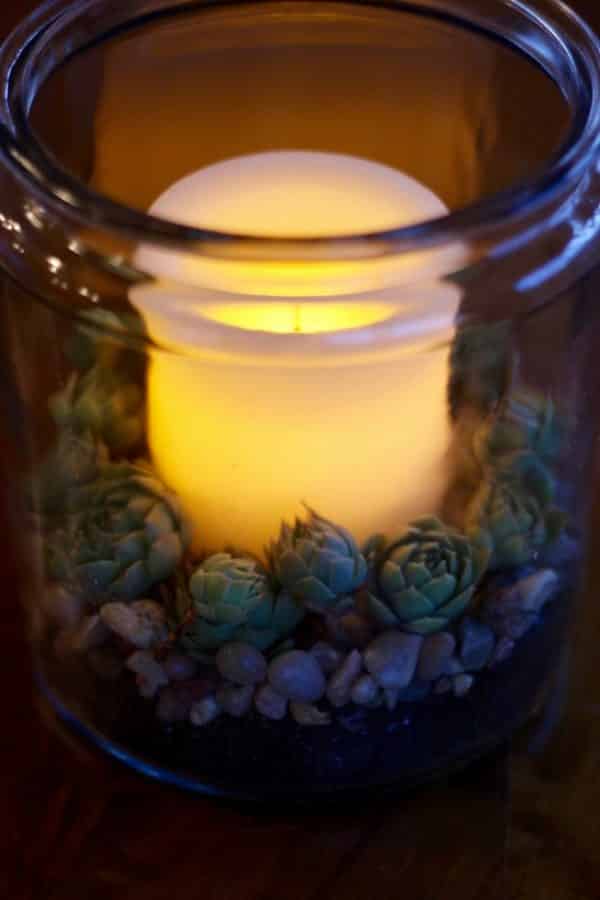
top-left (369, 517), bottom-right (489, 635)
top-left (176, 553), bottom-right (304, 654)
top-left (268, 510), bottom-right (367, 612)
top-left (467, 453), bottom-right (567, 569)
top-left (47, 462), bottom-right (189, 600)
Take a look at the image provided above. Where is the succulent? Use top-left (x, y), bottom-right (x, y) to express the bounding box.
top-left (66, 309), bottom-right (129, 373)
top-left (467, 453), bottom-right (567, 570)
top-left (50, 366), bottom-right (144, 455)
top-left (448, 321), bottom-right (513, 421)
top-left (476, 389), bottom-right (565, 468)
top-left (32, 428), bottom-right (108, 515)
top-left (46, 462), bottom-right (189, 600)
top-left (174, 554), bottom-right (304, 655)
top-left (268, 510), bottom-right (367, 612)
top-left (369, 517), bottom-right (489, 635)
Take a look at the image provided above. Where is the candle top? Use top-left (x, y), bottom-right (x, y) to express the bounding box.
top-left (134, 151), bottom-right (465, 299)
top-left (146, 151), bottom-right (448, 238)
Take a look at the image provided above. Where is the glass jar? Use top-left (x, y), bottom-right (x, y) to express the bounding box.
top-left (1, 0), bottom-right (600, 799)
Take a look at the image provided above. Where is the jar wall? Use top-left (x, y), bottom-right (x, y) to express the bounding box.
top-left (2, 0), bottom-right (600, 798)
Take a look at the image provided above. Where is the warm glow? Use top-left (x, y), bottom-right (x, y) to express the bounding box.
top-left (135, 152), bottom-right (457, 297)
top-left (132, 152), bottom-right (459, 556)
top-left (200, 302), bottom-right (395, 334)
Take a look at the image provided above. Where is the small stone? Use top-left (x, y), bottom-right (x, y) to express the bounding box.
top-left (417, 632), bottom-right (456, 681)
top-left (130, 599), bottom-right (169, 644)
top-left (364, 632), bottom-right (423, 689)
top-left (156, 686), bottom-right (189, 723)
top-left (443, 657), bottom-right (465, 676)
top-left (351, 674), bottom-right (379, 707)
top-left (216, 642), bottom-right (267, 686)
top-left (290, 702), bottom-right (331, 726)
top-left (483, 569), bottom-right (560, 640)
top-left (41, 585), bottom-right (83, 629)
top-left (190, 695), bottom-right (221, 727)
top-left (434, 677), bottom-right (453, 695)
top-left (459, 619), bottom-right (495, 672)
top-left (489, 636), bottom-right (515, 668)
top-left (163, 653), bottom-right (198, 682)
top-left (87, 647), bottom-right (124, 681)
top-left (268, 650), bottom-right (326, 702)
top-left (327, 649), bottom-right (363, 708)
top-left (72, 615), bottom-right (110, 652)
top-left (216, 683), bottom-right (255, 718)
top-left (255, 684), bottom-right (288, 720)
top-left (516, 570), bottom-right (561, 613)
top-left (126, 650), bottom-right (168, 698)
top-left (100, 600), bottom-right (167, 650)
top-left (453, 674), bottom-right (475, 697)
top-left (309, 642), bottom-right (343, 675)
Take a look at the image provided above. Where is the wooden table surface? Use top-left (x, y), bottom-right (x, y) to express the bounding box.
top-left (2, 2), bottom-right (600, 898)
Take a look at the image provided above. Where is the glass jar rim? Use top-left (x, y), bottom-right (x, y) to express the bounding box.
top-left (1, 0), bottom-right (600, 260)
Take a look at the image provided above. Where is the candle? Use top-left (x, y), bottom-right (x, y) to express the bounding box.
top-left (131, 152), bottom-right (461, 557)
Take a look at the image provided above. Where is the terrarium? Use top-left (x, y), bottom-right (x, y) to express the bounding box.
top-left (1, 0), bottom-right (600, 798)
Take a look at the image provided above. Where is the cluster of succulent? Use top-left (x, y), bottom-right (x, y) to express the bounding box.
top-left (46, 462), bottom-right (190, 600)
top-left (171, 554), bottom-right (304, 654)
top-left (466, 390), bottom-right (567, 569)
top-left (50, 368), bottom-right (144, 456)
top-left (49, 308), bottom-right (146, 456)
top-left (36, 306), bottom-right (570, 731)
top-left (33, 427), bottom-right (108, 516)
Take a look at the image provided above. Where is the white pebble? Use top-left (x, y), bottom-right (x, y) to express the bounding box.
top-left (453, 674), bottom-right (475, 698)
top-left (327, 649), bottom-right (363, 708)
top-left (100, 600), bottom-right (167, 649)
top-left (126, 650), bottom-right (168, 698)
top-left (268, 650), bottom-right (326, 702)
top-left (290, 702), bottom-right (331, 726)
top-left (216, 642), bottom-right (267, 685)
top-left (255, 684), bottom-right (288, 720)
top-left (351, 674), bottom-right (380, 707)
top-left (364, 632), bottom-right (423, 689)
top-left (309, 642), bottom-right (343, 675)
top-left (190, 695), bottom-right (221, 727)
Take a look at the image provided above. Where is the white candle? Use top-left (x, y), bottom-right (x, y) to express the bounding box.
top-left (132, 152), bottom-right (461, 557)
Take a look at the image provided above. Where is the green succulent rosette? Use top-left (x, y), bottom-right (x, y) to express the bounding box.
top-left (467, 453), bottom-right (567, 570)
top-left (476, 389), bottom-right (565, 468)
top-left (175, 553), bottom-right (304, 654)
top-left (50, 367), bottom-right (144, 455)
top-left (369, 517), bottom-right (489, 635)
top-left (46, 462), bottom-right (189, 600)
top-left (33, 428), bottom-right (108, 516)
top-left (268, 510), bottom-right (367, 612)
